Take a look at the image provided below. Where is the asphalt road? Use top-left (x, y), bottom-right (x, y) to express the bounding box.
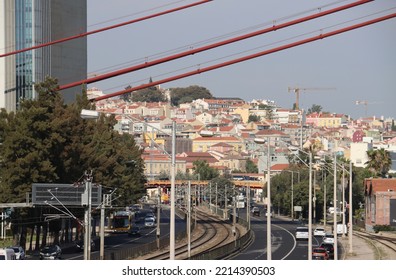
top-left (28, 208), bottom-right (186, 260)
top-left (232, 205), bottom-right (327, 260)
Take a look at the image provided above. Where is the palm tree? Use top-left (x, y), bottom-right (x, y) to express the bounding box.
top-left (366, 148), bottom-right (392, 177)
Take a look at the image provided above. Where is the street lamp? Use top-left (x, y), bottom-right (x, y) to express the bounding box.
top-left (283, 170), bottom-right (299, 221)
top-left (80, 109), bottom-right (99, 260)
top-left (288, 145), bottom-right (313, 260)
top-left (170, 121), bottom-right (176, 260)
top-left (254, 137), bottom-right (272, 260)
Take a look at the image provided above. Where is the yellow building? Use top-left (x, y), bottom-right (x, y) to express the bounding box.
top-left (192, 136), bottom-right (243, 153)
top-left (306, 113), bottom-right (346, 128)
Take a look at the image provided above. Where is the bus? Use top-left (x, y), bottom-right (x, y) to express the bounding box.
top-left (110, 211), bottom-right (133, 233)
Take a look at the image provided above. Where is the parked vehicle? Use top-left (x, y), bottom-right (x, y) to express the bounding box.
top-left (39, 245), bottom-right (62, 260)
top-left (0, 248), bottom-right (16, 260)
top-left (320, 243), bottom-right (335, 259)
top-left (312, 247), bottom-right (329, 260)
top-left (7, 246), bottom-right (25, 260)
top-left (295, 226), bottom-right (309, 241)
top-left (313, 227), bottom-right (326, 237)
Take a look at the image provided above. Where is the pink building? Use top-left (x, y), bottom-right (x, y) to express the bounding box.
top-left (364, 178), bottom-right (396, 232)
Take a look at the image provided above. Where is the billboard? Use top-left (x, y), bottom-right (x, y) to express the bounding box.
top-left (32, 183), bottom-right (102, 206)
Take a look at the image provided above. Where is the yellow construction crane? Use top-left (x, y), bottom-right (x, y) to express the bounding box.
top-left (288, 87), bottom-right (336, 110)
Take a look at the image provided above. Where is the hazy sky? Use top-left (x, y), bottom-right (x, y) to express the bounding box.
top-left (87, 0), bottom-right (396, 119)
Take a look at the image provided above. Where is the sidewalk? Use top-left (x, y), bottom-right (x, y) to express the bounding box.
top-left (341, 231), bottom-right (396, 260)
top-left (340, 234), bottom-right (375, 260)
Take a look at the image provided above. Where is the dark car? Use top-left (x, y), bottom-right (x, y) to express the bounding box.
top-left (75, 239), bottom-right (96, 252)
top-left (39, 245), bottom-right (62, 260)
top-left (128, 226), bottom-right (141, 237)
top-left (320, 243), bottom-right (335, 259)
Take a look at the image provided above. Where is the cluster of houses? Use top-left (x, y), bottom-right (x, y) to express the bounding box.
top-left (91, 88), bottom-right (396, 231)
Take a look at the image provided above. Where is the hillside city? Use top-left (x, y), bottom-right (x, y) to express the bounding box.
top-left (88, 86), bottom-right (396, 181)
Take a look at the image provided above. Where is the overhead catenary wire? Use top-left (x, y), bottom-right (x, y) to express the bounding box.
top-left (93, 12), bottom-right (396, 101)
top-left (0, 0), bottom-right (213, 58)
top-left (59, 0), bottom-right (373, 91)
top-left (88, 0), bottom-right (352, 75)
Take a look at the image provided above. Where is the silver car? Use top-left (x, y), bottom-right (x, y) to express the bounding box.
top-left (8, 246), bottom-right (25, 260)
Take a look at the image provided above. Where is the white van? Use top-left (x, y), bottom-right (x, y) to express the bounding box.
top-left (336, 224), bottom-right (348, 236)
top-left (0, 248), bottom-right (16, 260)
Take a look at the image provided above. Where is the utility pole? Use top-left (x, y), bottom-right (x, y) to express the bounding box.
top-left (156, 185), bottom-right (161, 249)
top-left (323, 172), bottom-right (327, 228)
top-left (246, 184), bottom-right (250, 230)
top-left (342, 165), bottom-right (346, 238)
top-left (187, 181), bottom-right (191, 259)
top-left (169, 121), bottom-right (176, 260)
top-left (209, 182), bottom-right (212, 213)
top-left (349, 161), bottom-right (353, 254)
top-left (333, 154), bottom-right (338, 260)
top-left (83, 170), bottom-right (93, 260)
top-left (232, 186), bottom-right (237, 246)
top-left (215, 183), bottom-right (218, 215)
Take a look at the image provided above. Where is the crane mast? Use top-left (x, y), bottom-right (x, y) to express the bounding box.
top-left (288, 87), bottom-right (335, 110)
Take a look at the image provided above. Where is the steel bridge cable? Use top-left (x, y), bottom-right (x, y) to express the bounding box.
top-left (98, 7), bottom-right (395, 94)
top-left (0, 0), bottom-right (213, 58)
top-left (60, 0), bottom-right (373, 91)
top-left (88, 0), bottom-right (352, 76)
top-left (93, 12), bottom-right (396, 101)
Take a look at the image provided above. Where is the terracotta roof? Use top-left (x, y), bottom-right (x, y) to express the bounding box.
top-left (256, 129), bottom-right (287, 137)
top-left (194, 136), bottom-right (240, 141)
top-left (270, 164), bottom-right (289, 171)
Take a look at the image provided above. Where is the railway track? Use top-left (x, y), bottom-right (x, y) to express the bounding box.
top-left (352, 230), bottom-right (396, 260)
top-left (146, 208), bottom-right (239, 260)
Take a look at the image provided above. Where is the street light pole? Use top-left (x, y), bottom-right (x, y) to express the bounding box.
top-left (333, 153), bottom-right (338, 260)
top-left (215, 183), bottom-right (218, 215)
top-left (349, 161), bottom-right (353, 254)
top-left (156, 185), bottom-right (161, 249)
top-left (266, 137), bottom-right (272, 260)
top-left (169, 121), bottom-right (176, 260)
top-left (342, 165), bottom-right (346, 238)
top-left (291, 172), bottom-right (294, 221)
top-left (100, 195), bottom-right (105, 260)
top-left (254, 137), bottom-right (272, 260)
top-left (187, 181), bottom-right (191, 258)
top-left (247, 184), bottom-right (250, 230)
top-left (209, 182), bottom-right (212, 213)
top-left (83, 170), bottom-right (93, 260)
top-left (308, 152), bottom-right (313, 260)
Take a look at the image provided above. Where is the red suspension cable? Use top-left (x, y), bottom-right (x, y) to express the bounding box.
top-left (94, 12), bottom-right (396, 101)
top-left (0, 0), bottom-right (213, 58)
top-left (58, 0), bottom-right (373, 90)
